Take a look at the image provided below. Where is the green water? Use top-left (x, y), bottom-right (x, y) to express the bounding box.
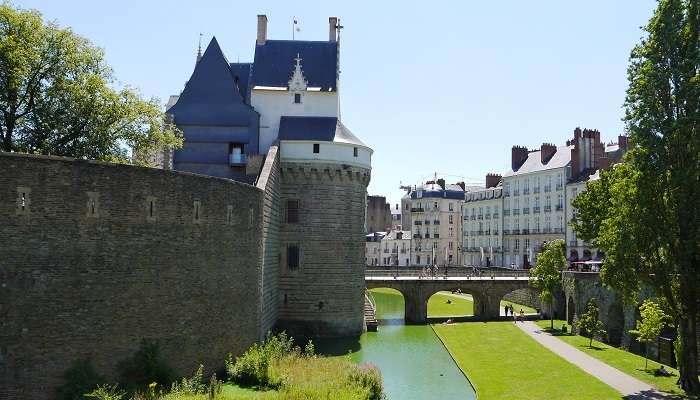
top-left (317, 289), bottom-right (476, 400)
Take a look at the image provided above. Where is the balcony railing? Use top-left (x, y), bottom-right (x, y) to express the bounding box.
top-left (513, 209), bottom-right (520, 215)
top-left (533, 206), bottom-right (541, 213)
top-left (478, 215), bottom-right (483, 220)
top-left (542, 227), bottom-right (551, 233)
top-left (470, 215), bottom-right (476, 220)
top-left (552, 228), bottom-right (563, 233)
top-left (521, 229), bottom-right (529, 234)
top-left (413, 234), bottom-right (421, 239)
top-left (433, 234), bottom-right (440, 239)
top-left (504, 191), bottom-right (511, 197)
top-left (414, 221), bottom-right (422, 225)
top-left (523, 208), bottom-right (530, 214)
top-left (493, 212), bottom-right (499, 219)
top-left (523, 188), bottom-right (530, 195)
top-left (411, 208), bottom-right (424, 212)
top-left (556, 184), bottom-right (563, 191)
top-left (424, 220), bottom-right (431, 225)
top-left (514, 190), bottom-right (520, 196)
top-left (485, 214), bottom-right (491, 219)
top-left (556, 205), bottom-right (563, 211)
top-left (476, 230), bottom-right (483, 235)
top-left (503, 209), bottom-right (510, 216)
top-left (568, 241), bottom-right (578, 246)
top-left (433, 220), bottom-right (440, 225)
top-left (493, 230), bottom-right (499, 235)
top-left (544, 205), bottom-right (552, 212)
top-left (503, 229), bottom-right (511, 234)
top-left (544, 186), bottom-right (552, 193)
top-left (533, 187), bottom-right (540, 193)
top-left (424, 234), bottom-right (430, 238)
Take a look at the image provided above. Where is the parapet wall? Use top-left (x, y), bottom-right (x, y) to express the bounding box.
top-left (0, 153), bottom-right (263, 400)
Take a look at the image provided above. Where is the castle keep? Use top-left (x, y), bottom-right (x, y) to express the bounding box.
top-left (0, 15), bottom-right (371, 399)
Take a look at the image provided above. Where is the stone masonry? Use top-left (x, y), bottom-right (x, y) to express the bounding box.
top-left (0, 153), bottom-right (264, 400)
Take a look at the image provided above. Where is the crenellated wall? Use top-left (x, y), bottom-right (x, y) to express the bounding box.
top-left (0, 153), bottom-right (264, 400)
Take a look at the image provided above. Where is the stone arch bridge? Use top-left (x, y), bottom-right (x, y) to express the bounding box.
top-left (366, 271), bottom-right (535, 324)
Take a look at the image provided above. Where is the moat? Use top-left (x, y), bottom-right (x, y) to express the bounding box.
top-left (317, 289), bottom-right (477, 400)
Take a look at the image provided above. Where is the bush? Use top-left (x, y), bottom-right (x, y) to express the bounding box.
top-left (226, 332), bottom-right (299, 388)
top-left (55, 358), bottom-right (106, 400)
top-left (170, 365), bottom-right (206, 395)
top-left (348, 363), bottom-right (384, 400)
top-left (117, 339), bottom-right (175, 392)
top-left (84, 384), bottom-right (126, 400)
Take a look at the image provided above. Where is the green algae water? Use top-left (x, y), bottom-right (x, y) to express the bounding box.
top-left (317, 289), bottom-right (477, 400)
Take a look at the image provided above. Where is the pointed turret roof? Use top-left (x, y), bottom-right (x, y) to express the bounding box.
top-left (168, 37), bottom-right (257, 126)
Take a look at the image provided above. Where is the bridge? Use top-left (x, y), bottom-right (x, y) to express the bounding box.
top-left (365, 267), bottom-right (534, 324)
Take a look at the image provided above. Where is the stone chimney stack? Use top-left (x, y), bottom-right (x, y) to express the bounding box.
top-left (436, 178), bottom-right (446, 190)
top-left (485, 173), bottom-right (501, 189)
top-left (257, 15), bottom-right (268, 45)
top-left (511, 146), bottom-right (529, 171)
top-left (329, 17), bottom-right (338, 42)
top-left (540, 143), bottom-right (557, 164)
top-left (618, 135), bottom-right (628, 151)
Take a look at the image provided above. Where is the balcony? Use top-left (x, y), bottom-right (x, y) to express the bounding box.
top-left (477, 215), bottom-right (483, 220)
top-left (523, 188), bottom-right (530, 195)
top-left (414, 221), bottom-right (422, 225)
top-left (544, 205), bottom-right (552, 212)
top-left (533, 206), bottom-right (541, 213)
top-left (556, 184), bottom-right (563, 191)
top-left (433, 220), bottom-right (440, 225)
top-left (383, 249), bottom-right (389, 253)
top-left (476, 230), bottom-right (483, 235)
top-left (514, 190), bottom-right (520, 196)
top-left (433, 234), bottom-right (440, 239)
top-left (493, 230), bottom-right (499, 235)
top-left (484, 230), bottom-right (491, 235)
top-left (424, 220), bottom-right (431, 225)
top-left (521, 229), bottom-right (529, 235)
top-left (424, 234), bottom-right (430, 238)
top-left (513, 209), bottom-right (520, 215)
top-left (230, 153), bottom-right (247, 166)
top-left (569, 241), bottom-right (578, 247)
top-left (493, 212), bottom-right (500, 218)
top-left (470, 215), bottom-right (476, 220)
top-left (556, 205), bottom-right (563, 211)
top-left (411, 207), bottom-right (424, 212)
top-left (400, 249), bottom-right (407, 254)
top-left (503, 209), bottom-right (510, 216)
top-left (533, 187), bottom-right (540, 194)
top-left (504, 191), bottom-right (511, 197)
top-left (522, 208), bottom-right (530, 214)
top-left (463, 216), bottom-right (470, 220)
top-left (544, 186), bottom-right (551, 193)
top-left (413, 234), bottom-right (421, 239)
top-left (552, 228), bottom-right (564, 234)
top-left (485, 214), bottom-right (491, 220)
top-left (542, 227), bottom-right (551, 233)
top-left (503, 229), bottom-right (511, 234)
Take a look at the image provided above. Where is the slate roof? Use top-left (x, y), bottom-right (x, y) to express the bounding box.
top-left (252, 40), bottom-right (338, 91)
top-left (229, 62), bottom-right (252, 102)
top-left (278, 116), bottom-right (366, 146)
top-left (167, 37), bottom-right (258, 126)
top-left (410, 182), bottom-right (465, 200)
top-left (503, 145), bottom-right (573, 177)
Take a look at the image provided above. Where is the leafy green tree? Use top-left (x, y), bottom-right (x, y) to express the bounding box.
top-left (529, 239), bottom-right (566, 330)
top-left (0, 4), bottom-right (181, 164)
top-left (578, 299), bottom-right (606, 348)
top-left (630, 300), bottom-right (668, 370)
top-left (572, 0), bottom-right (699, 393)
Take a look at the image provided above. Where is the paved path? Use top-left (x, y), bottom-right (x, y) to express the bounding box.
top-left (518, 321), bottom-right (675, 399)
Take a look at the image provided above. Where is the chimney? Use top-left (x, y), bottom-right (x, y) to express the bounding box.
top-left (456, 182), bottom-right (466, 191)
top-left (329, 17), bottom-right (338, 42)
top-left (540, 143), bottom-right (557, 164)
top-left (618, 135), bottom-right (628, 151)
top-left (599, 156), bottom-right (612, 171)
top-left (511, 146), bottom-right (528, 171)
top-left (257, 15), bottom-right (268, 45)
top-left (436, 178), bottom-right (446, 189)
top-left (485, 173), bottom-right (501, 189)
top-left (574, 127), bottom-right (582, 140)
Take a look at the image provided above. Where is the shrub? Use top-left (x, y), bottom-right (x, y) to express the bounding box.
top-left (83, 384), bottom-right (126, 400)
top-left (226, 332), bottom-right (299, 388)
top-left (170, 364), bottom-right (206, 395)
top-left (348, 363), bottom-right (384, 400)
top-left (117, 339), bottom-right (175, 392)
top-left (55, 358), bottom-right (106, 400)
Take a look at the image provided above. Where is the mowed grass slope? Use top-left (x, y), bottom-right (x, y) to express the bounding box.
top-left (428, 291), bottom-right (537, 318)
top-left (434, 322), bottom-right (622, 400)
top-left (534, 320), bottom-right (689, 397)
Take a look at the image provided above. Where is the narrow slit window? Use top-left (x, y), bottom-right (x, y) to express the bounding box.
top-left (353, 147), bottom-right (358, 157)
top-left (294, 93), bottom-right (301, 104)
top-left (286, 200), bottom-right (299, 223)
top-left (21, 193), bottom-right (26, 210)
top-left (287, 245), bottom-right (299, 271)
top-left (149, 200), bottom-right (154, 218)
top-left (227, 205), bottom-right (233, 225)
top-left (313, 143), bottom-right (320, 153)
top-left (193, 200), bottom-right (201, 222)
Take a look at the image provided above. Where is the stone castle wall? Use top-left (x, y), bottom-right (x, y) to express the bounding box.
top-left (0, 153), bottom-right (264, 400)
top-left (256, 145), bottom-right (281, 339)
top-left (277, 162), bottom-right (370, 337)
top-left (502, 288), bottom-right (541, 310)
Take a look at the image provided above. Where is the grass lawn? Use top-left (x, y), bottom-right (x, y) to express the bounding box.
top-left (433, 322), bottom-right (623, 399)
top-left (534, 320), bottom-right (689, 397)
top-left (428, 291), bottom-right (537, 318)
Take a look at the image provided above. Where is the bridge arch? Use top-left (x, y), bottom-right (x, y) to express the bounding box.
top-left (366, 287), bottom-right (406, 321)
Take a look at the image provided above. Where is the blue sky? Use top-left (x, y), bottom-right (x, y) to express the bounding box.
top-left (18, 0), bottom-right (656, 206)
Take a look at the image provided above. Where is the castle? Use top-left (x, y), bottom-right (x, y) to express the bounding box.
top-left (0, 15), bottom-right (371, 399)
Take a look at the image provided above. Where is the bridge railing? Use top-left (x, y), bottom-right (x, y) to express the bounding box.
top-left (365, 266), bottom-right (531, 279)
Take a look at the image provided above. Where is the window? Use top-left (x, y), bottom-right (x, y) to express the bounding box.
top-left (287, 245), bottom-right (300, 270)
top-left (433, 241), bottom-right (438, 249)
top-left (449, 242), bottom-right (453, 250)
top-left (313, 143), bottom-right (320, 153)
top-left (416, 255), bottom-right (421, 264)
top-left (286, 200), bottom-right (299, 223)
top-left (449, 203), bottom-right (454, 211)
top-left (353, 147), bottom-right (358, 157)
top-left (449, 215), bottom-right (453, 224)
top-left (515, 239), bottom-right (520, 249)
top-left (294, 93), bottom-right (301, 103)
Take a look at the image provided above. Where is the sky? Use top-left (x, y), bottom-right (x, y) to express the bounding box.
top-left (17, 0), bottom-right (657, 206)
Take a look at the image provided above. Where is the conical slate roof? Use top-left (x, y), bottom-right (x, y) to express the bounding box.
top-left (168, 37), bottom-right (258, 126)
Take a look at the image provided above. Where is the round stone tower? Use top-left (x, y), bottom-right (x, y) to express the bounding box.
top-left (276, 117), bottom-right (371, 338)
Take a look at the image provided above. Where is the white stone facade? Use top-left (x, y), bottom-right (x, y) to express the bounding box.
top-left (463, 186), bottom-right (503, 267)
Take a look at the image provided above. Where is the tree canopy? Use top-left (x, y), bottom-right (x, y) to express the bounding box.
top-left (572, 0), bottom-right (699, 393)
top-left (529, 239), bottom-right (566, 330)
top-left (630, 300), bottom-right (669, 370)
top-left (0, 4), bottom-right (181, 164)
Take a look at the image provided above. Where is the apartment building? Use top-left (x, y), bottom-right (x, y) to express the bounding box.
top-left (463, 174), bottom-right (504, 267)
top-left (408, 179), bottom-right (465, 266)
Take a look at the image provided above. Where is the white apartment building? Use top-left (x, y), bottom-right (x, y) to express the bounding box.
top-left (463, 174), bottom-right (504, 267)
top-left (379, 230), bottom-right (411, 266)
top-left (365, 232), bottom-right (386, 266)
top-left (408, 179), bottom-right (465, 266)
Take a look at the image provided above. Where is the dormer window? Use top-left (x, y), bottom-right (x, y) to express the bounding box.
top-left (294, 93), bottom-right (301, 104)
top-left (313, 143), bottom-right (320, 153)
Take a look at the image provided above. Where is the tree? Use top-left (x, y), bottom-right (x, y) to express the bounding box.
top-left (578, 299), bottom-right (606, 348)
top-left (0, 4), bottom-right (181, 164)
top-left (630, 300), bottom-right (668, 370)
top-left (572, 0), bottom-right (699, 392)
top-left (529, 239), bottom-right (566, 330)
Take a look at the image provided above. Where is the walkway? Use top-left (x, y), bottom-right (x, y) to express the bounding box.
top-left (518, 321), bottom-right (674, 399)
